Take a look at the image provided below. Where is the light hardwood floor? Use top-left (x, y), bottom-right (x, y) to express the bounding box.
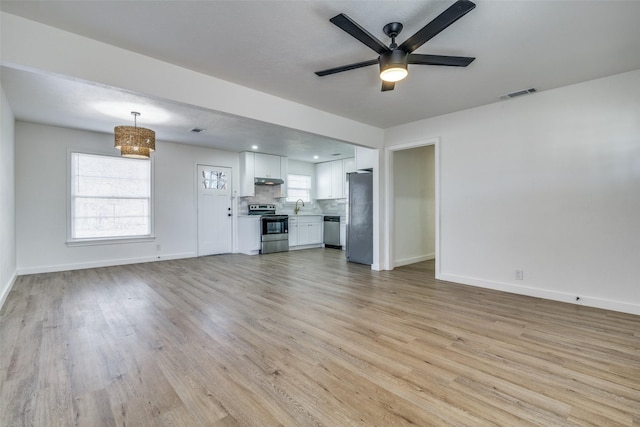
top-left (1, 249), bottom-right (639, 426)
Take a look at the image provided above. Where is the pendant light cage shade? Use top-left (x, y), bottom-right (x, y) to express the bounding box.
top-left (114, 112), bottom-right (156, 159)
top-left (118, 142), bottom-right (152, 159)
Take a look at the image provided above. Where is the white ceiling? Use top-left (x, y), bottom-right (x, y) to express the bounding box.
top-left (2, 0), bottom-right (640, 161)
top-left (0, 66), bottom-right (356, 162)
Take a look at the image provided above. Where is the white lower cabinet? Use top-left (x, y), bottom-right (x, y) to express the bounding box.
top-left (298, 222), bottom-right (322, 245)
top-left (240, 215), bottom-right (323, 254)
top-left (289, 216), bottom-right (322, 249)
top-left (289, 218), bottom-right (298, 247)
top-left (238, 216), bottom-right (261, 255)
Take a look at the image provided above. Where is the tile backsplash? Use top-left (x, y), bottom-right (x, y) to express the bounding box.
top-left (238, 185), bottom-right (282, 214)
top-left (316, 199), bottom-right (347, 216)
top-left (238, 185), bottom-right (346, 217)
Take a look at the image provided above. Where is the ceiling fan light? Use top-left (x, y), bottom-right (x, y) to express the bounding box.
top-left (380, 67), bottom-right (408, 82)
top-left (379, 50), bottom-right (408, 83)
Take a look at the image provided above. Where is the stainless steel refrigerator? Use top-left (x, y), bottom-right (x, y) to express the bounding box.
top-left (346, 172), bottom-right (373, 265)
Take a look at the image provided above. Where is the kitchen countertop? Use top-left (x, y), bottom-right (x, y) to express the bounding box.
top-left (238, 214), bottom-right (324, 217)
top-left (276, 211), bottom-right (322, 216)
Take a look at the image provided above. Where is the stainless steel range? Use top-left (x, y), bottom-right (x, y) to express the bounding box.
top-left (248, 204), bottom-right (289, 254)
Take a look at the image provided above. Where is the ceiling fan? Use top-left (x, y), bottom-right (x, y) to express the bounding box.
top-left (315, 0), bottom-right (476, 91)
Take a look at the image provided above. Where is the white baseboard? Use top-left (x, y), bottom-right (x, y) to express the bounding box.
top-left (0, 270), bottom-right (18, 311)
top-left (236, 249), bottom-right (260, 256)
top-left (16, 252), bottom-right (196, 275)
top-left (438, 272), bottom-right (640, 316)
top-left (393, 253), bottom-right (436, 268)
top-left (289, 244), bottom-right (323, 251)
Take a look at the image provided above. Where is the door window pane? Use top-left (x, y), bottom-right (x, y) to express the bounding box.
top-left (202, 170), bottom-right (227, 190)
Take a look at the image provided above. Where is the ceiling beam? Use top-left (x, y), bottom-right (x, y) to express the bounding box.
top-left (0, 12), bottom-right (384, 149)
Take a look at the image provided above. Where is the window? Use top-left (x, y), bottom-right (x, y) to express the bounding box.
top-left (201, 169), bottom-right (227, 190)
top-left (70, 152), bottom-right (152, 241)
top-left (286, 174), bottom-right (311, 203)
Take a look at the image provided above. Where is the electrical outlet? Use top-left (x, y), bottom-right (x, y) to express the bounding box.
top-left (515, 270), bottom-right (524, 280)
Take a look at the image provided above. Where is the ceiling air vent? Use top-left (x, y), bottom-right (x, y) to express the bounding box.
top-left (189, 127), bottom-right (206, 133)
top-left (499, 88), bottom-right (537, 100)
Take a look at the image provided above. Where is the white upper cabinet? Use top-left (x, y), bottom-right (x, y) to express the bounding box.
top-left (239, 152), bottom-right (287, 197)
top-left (280, 157), bottom-right (288, 199)
top-left (343, 157), bottom-right (356, 174)
top-left (355, 146), bottom-right (376, 170)
top-left (330, 161), bottom-right (343, 199)
top-left (254, 153), bottom-right (282, 179)
top-left (315, 159), bottom-right (345, 199)
top-left (239, 151), bottom-right (256, 197)
top-left (316, 162), bottom-right (332, 199)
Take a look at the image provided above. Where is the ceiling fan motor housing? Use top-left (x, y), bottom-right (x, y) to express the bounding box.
top-left (379, 49), bottom-right (408, 81)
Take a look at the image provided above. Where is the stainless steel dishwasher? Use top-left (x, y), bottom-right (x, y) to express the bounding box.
top-left (323, 216), bottom-right (341, 249)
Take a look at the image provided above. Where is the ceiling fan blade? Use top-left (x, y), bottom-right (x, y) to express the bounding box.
top-left (381, 81), bottom-right (395, 92)
top-left (408, 54), bottom-right (475, 67)
top-left (315, 59), bottom-right (379, 77)
top-left (330, 13), bottom-right (391, 55)
top-left (399, 0), bottom-right (476, 54)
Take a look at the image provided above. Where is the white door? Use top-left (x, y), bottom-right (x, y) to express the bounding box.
top-left (197, 165), bottom-right (232, 256)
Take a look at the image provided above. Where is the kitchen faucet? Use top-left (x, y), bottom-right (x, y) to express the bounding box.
top-left (294, 199), bottom-right (305, 215)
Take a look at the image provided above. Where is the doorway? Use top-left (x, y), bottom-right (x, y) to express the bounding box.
top-left (385, 138), bottom-right (439, 276)
top-left (197, 165), bottom-right (232, 256)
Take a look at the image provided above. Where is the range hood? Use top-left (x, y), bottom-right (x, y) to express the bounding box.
top-left (254, 177), bottom-right (284, 186)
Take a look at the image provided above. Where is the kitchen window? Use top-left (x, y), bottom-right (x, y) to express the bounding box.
top-left (69, 152), bottom-right (153, 243)
top-left (286, 174), bottom-right (311, 203)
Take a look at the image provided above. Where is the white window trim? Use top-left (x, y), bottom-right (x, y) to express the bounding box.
top-left (66, 148), bottom-right (155, 246)
top-left (285, 173), bottom-right (312, 203)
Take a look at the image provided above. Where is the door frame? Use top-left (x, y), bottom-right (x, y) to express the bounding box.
top-left (196, 163), bottom-right (234, 256)
top-left (384, 137), bottom-right (440, 277)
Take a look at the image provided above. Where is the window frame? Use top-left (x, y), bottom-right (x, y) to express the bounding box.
top-left (66, 149), bottom-right (155, 246)
top-left (285, 173), bottom-right (312, 204)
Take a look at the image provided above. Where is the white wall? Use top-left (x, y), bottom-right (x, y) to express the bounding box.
top-left (15, 122), bottom-right (240, 274)
top-left (385, 70), bottom-right (640, 315)
top-left (393, 146), bottom-right (435, 266)
top-left (287, 159), bottom-right (315, 176)
top-left (0, 85), bottom-right (17, 308)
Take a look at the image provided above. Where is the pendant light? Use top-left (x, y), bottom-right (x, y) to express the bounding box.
top-left (114, 111), bottom-right (156, 159)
